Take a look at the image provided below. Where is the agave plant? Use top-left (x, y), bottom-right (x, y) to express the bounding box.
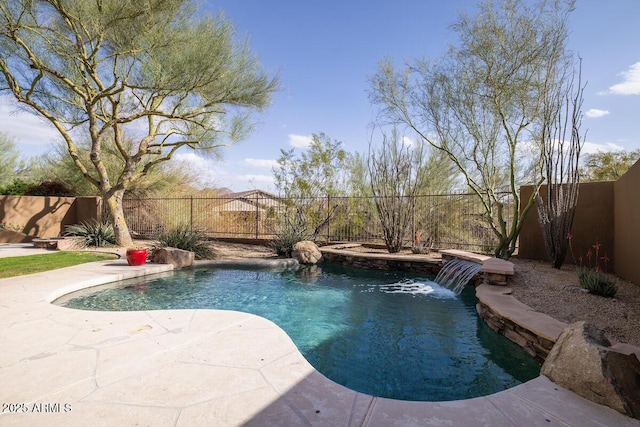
top-left (154, 224), bottom-right (214, 260)
top-left (64, 220), bottom-right (116, 247)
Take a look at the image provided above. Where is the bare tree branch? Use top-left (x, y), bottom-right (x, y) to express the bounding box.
top-left (536, 58), bottom-right (585, 268)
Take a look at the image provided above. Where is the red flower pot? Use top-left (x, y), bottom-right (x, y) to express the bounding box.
top-left (126, 248), bottom-right (148, 266)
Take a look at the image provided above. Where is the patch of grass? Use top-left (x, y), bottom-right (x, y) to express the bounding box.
top-left (0, 252), bottom-right (118, 279)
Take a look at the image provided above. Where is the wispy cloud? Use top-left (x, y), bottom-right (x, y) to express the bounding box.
top-left (244, 158), bottom-right (278, 169)
top-left (585, 109), bottom-right (610, 119)
top-left (0, 102), bottom-right (59, 148)
top-left (174, 151), bottom-right (219, 170)
top-left (402, 136), bottom-right (416, 147)
top-left (173, 152), bottom-right (228, 187)
top-left (236, 174), bottom-right (275, 185)
top-left (288, 134), bottom-right (312, 148)
top-left (581, 141), bottom-right (625, 154)
top-left (174, 152), bottom-right (277, 191)
top-left (600, 62), bottom-right (640, 95)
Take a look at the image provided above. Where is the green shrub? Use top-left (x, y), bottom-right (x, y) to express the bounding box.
top-left (64, 220), bottom-right (116, 247)
top-left (574, 239), bottom-right (617, 298)
top-left (411, 246), bottom-right (429, 254)
top-left (154, 224), bottom-right (214, 260)
top-left (270, 230), bottom-right (305, 257)
top-left (0, 178), bottom-right (33, 195)
top-left (0, 222), bottom-right (24, 232)
top-left (577, 267), bottom-right (618, 298)
top-left (269, 215), bottom-right (310, 257)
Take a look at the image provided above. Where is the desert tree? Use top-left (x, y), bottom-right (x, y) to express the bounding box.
top-left (536, 61), bottom-right (585, 269)
top-left (580, 149), bottom-right (640, 182)
top-left (368, 128), bottom-right (425, 253)
top-left (369, 0), bottom-right (576, 259)
top-left (274, 133), bottom-right (349, 200)
top-left (32, 138), bottom-right (200, 198)
top-left (0, 0), bottom-right (277, 245)
top-left (413, 148), bottom-right (486, 251)
top-left (272, 133), bottom-right (351, 241)
top-left (0, 131), bottom-right (27, 186)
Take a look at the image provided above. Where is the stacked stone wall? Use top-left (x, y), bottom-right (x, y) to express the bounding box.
top-left (320, 249), bottom-right (441, 275)
top-left (476, 301), bottom-right (556, 363)
top-left (320, 245), bottom-right (565, 363)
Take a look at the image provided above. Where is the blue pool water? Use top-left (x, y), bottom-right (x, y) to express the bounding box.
top-left (57, 264), bottom-right (540, 401)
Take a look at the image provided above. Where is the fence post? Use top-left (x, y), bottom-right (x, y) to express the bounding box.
top-left (326, 195), bottom-right (331, 243)
top-left (190, 196), bottom-right (194, 230)
top-left (411, 194), bottom-right (416, 246)
top-left (255, 192), bottom-right (259, 240)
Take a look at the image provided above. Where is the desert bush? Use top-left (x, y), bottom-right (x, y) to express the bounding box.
top-left (576, 267), bottom-right (617, 298)
top-left (411, 231), bottom-right (431, 254)
top-left (24, 180), bottom-right (74, 196)
top-left (64, 220), bottom-right (116, 247)
top-left (0, 178), bottom-right (33, 195)
top-left (574, 239), bottom-right (617, 298)
top-left (270, 230), bottom-right (306, 257)
top-left (0, 222), bottom-right (24, 232)
top-left (154, 224), bottom-right (214, 260)
top-left (269, 209), bottom-right (312, 257)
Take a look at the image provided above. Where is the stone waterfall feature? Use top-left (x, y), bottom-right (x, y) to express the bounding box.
top-left (434, 258), bottom-right (482, 294)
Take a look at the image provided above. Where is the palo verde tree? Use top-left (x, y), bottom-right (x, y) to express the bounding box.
top-left (536, 61), bottom-right (585, 269)
top-left (0, 131), bottom-right (26, 187)
top-left (273, 133), bottom-right (350, 240)
top-left (32, 138), bottom-right (200, 198)
top-left (274, 133), bottom-right (349, 200)
top-left (369, 0), bottom-right (576, 259)
top-left (580, 149), bottom-right (640, 182)
top-left (0, 0), bottom-right (277, 246)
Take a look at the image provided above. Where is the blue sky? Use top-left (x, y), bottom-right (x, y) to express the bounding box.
top-left (2, 0), bottom-right (639, 192)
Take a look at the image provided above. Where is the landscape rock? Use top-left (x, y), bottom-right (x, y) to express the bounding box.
top-left (541, 321), bottom-right (640, 419)
top-left (150, 247), bottom-right (194, 269)
top-left (292, 241), bottom-right (322, 265)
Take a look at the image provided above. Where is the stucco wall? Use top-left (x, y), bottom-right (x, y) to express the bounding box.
top-left (614, 159), bottom-right (640, 285)
top-left (0, 196), bottom-right (101, 240)
top-left (519, 182), bottom-right (615, 269)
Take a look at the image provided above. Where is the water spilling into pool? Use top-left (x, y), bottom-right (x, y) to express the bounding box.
top-left (434, 258), bottom-right (482, 294)
top-left (56, 263), bottom-right (540, 401)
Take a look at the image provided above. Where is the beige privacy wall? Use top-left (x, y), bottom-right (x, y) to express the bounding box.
top-left (519, 182), bottom-right (615, 266)
top-left (0, 196), bottom-right (101, 240)
top-left (519, 159), bottom-right (640, 285)
top-left (614, 159), bottom-right (640, 285)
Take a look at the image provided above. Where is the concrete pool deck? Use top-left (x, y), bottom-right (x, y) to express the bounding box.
top-left (1, 246), bottom-right (639, 426)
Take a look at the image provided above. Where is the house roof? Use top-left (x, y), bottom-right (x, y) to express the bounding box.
top-left (228, 189), bottom-right (280, 200)
top-left (211, 189), bottom-right (283, 211)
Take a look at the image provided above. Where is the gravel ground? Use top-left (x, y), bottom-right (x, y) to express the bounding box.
top-left (207, 242), bottom-right (640, 347)
top-left (509, 258), bottom-right (640, 347)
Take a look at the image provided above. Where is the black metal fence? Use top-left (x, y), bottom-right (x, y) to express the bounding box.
top-left (116, 192), bottom-right (514, 253)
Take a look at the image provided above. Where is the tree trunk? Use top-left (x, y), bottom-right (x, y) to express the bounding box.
top-left (103, 190), bottom-right (133, 247)
top-left (494, 238), bottom-right (513, 260)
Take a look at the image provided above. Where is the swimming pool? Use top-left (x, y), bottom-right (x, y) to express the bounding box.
top-left (56, 263), bottom-right (540, 401)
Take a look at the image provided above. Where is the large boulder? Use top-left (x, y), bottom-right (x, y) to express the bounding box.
top-left (292, 241), bottom-right (322, 265)
top-left (541, 321), bottom-right (640, 419)
top-left (150, 247), bottom-right (194, 269)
